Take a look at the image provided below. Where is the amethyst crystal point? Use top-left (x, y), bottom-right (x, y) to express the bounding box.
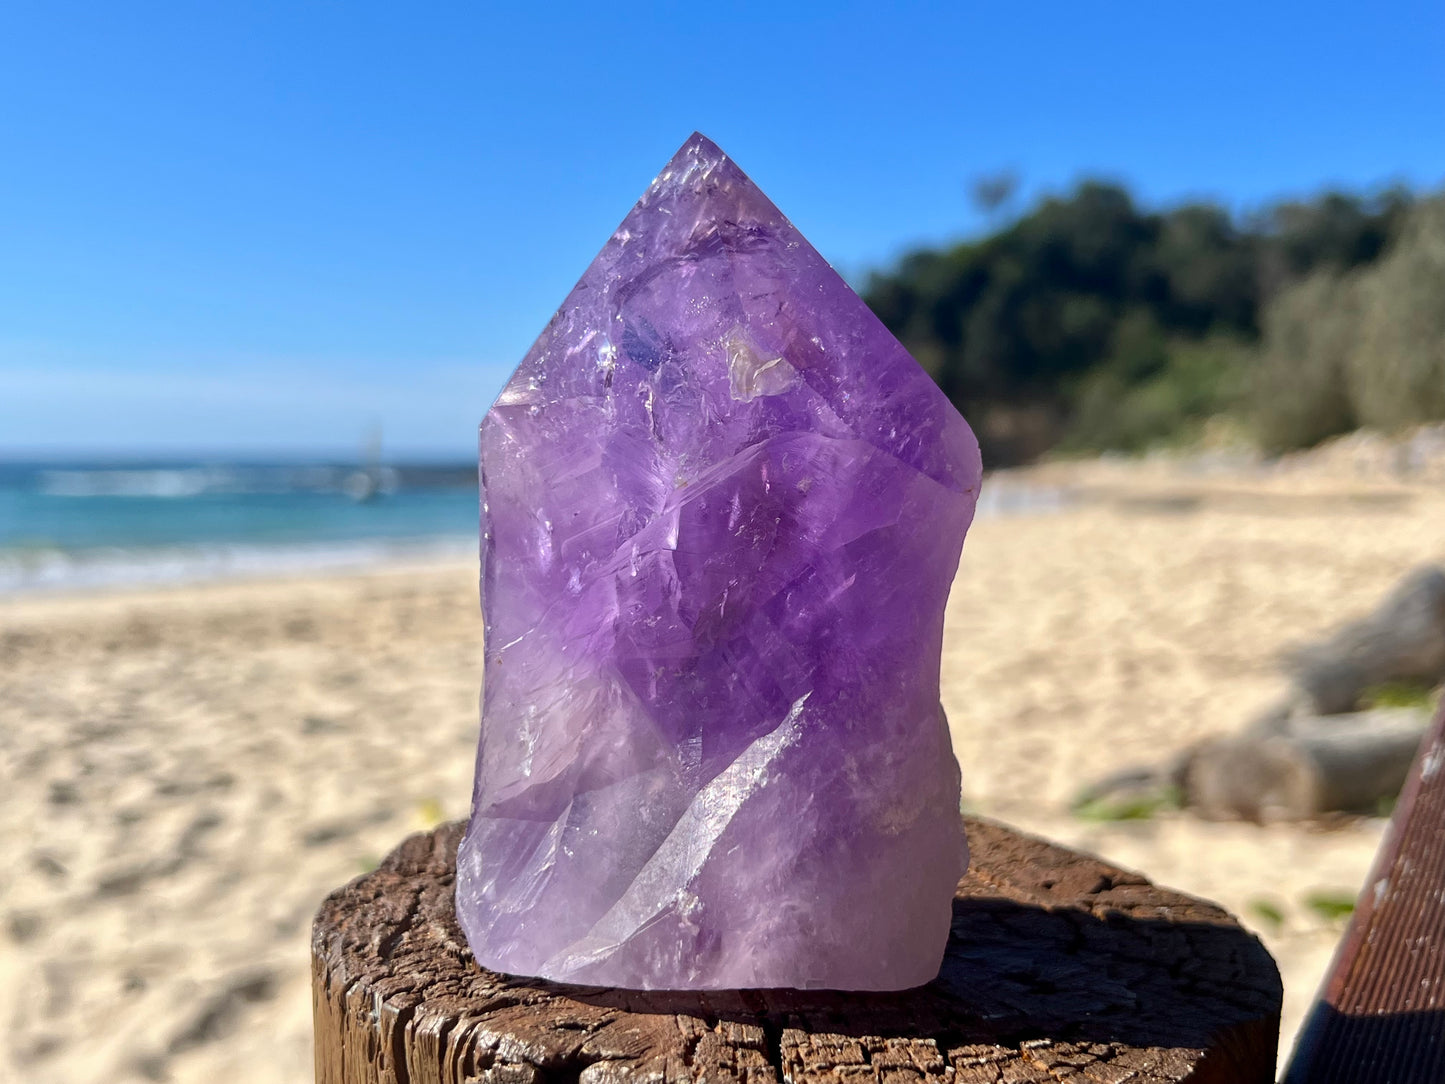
top-left (457, 134), bottom-right (981, 991)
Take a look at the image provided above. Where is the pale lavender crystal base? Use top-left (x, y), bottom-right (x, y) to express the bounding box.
top-left (456, 134), bottom-right (982, 991)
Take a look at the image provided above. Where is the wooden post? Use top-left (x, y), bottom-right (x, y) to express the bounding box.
top-left (312, 817), bottom-right (1281, 1083)
top-left (1284, 701), bottom-right (1445, 1084)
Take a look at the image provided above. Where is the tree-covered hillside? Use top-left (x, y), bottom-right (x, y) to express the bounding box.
top-left (862, 183), bottom-right (1424, 465)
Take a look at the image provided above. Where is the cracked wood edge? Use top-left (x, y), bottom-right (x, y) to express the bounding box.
top-left (312, 818), bottom-right (1281, 1084)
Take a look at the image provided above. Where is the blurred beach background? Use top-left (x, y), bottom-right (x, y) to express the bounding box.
top-left (4, 1), bottom-right (1445, 1081)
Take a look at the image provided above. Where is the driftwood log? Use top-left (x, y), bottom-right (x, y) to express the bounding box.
top-left (312, 817), bottom-right (1281, 1083)
top-left (1079, 564), bottom-right (1445, 821)
top-left (1180, 707), bottom-right (1429, 821)
top-left (1283, 564), bottom-right (1445, 716)
top-left (1075, 707), bottom-right (1431, 823)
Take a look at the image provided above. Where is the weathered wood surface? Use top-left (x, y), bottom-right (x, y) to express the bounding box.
top-left (1283, 564), bottom-right (1445, 717)
top-left (1284, 702), bottom-right (1445, 1084)
top-left (1180, 707), bottom-right (1429, 822)
top-left (312, 817), bottom-right (1281, 1083)
top-left (1079, 707), bottom-right (1430, 823)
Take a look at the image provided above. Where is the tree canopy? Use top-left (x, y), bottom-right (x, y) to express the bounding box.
top-left (863, 182), bottom-right (1415, 464)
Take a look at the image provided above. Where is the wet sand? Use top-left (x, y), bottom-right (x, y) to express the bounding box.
top-left (3, 463), bottom-right (1442, 1081)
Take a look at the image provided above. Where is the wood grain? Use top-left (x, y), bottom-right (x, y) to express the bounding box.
top-left (313, 817), bottom-right (1281, 1083)
top-left (1285, 702), bottom-right (1445, 1083)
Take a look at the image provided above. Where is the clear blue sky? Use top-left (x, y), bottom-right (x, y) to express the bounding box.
top-left (2, 1), bottom-right (1442, 458)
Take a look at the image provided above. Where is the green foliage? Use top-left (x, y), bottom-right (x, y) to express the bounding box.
top-left (1303, 890), bottom-right (1357, 923)
top-left (1359, 680), bottom-right (1439, 710)
top-left (863, 182), bottom-right (1422, 463)
top-left (1072, 784), bottom-right (1183, 822)
top-left (865, 183), bottom-right (1261, 463)
top-left (1349, 199), bottom-right (1445, 429)
top-left (1244, 196), bottom-right (1445, 450)
top-left (1065, 332), bottom-right (1250, 453)
top-left (1255, 188), bottom-right (1412, 289)
top-left (1247, 897), bottom-right (1286, 931)
top-left (1249, 270), bottom-right (1362, 453)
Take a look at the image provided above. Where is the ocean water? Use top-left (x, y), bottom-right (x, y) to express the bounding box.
top-left (0, 460), bottom-right (1072, 595)
top-left (0, 461), bottom-right (480, 594)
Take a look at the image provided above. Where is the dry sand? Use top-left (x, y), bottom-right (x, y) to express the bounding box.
top-left (3, 462), bottom-right (1442, 1082)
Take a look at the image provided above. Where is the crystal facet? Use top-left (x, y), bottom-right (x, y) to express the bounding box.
top-left (457, 134), bottom-right (982, 990)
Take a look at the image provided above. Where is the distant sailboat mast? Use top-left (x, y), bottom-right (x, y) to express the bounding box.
top-left (343, 420), bottom-right (398, 502)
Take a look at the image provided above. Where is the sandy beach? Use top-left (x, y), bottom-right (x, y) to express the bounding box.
top-left (4, 458), bottom-right (1443, 1082)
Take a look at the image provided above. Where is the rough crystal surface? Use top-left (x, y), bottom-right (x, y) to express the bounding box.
top-left (457, 134), bottom-right (982, 990)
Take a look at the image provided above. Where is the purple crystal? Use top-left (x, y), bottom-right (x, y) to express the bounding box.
top-left (457, 134), bottom-right (981, 990)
